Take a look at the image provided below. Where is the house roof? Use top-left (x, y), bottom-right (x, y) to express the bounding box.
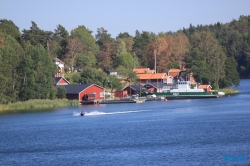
top-left (148, 70), bottom-right (155, 73)
top-left (169, 69), bottom-right (181, 72)
top-left (199, 85), bottom-right (212, 89)
top-left (150, 73), bottom-right (166, 79)
top-left (145, 82), bottom-right (166, 89)
top-left (168, 69), bottom-right (181, 78)
top-left (137, 73), bottom-right (167, 80)
top-left (122, 84), bottom-right (146, 91)
top-left (163, 75), bottom-right (173, 79)
top-left (55, 77), bottom-right (70, 85)
top-left (107, 69), bottom-right (117, 73)
top-left (145, 82), bottom-right (173, 88)
top-left (57, 84), bottom-right (104, 94)
top-left (55, 58), bottom-right (65, 64)
top-left (133, 68), bottom-right (155, 74)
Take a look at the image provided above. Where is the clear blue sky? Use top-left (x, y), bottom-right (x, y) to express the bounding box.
top-left (1, 0), bottom-right (250, 38)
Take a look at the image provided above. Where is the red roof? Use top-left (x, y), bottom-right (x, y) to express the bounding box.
top-left (133, 68), bottom-right (155, 74)
top-left (168, 69), bottom-right (181, 78)
top-left (137, 73), bottom-right (166, 80)
top-left (199, 85), bottom-right (212, 89)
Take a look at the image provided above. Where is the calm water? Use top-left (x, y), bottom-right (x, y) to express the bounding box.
top-left (1, 80), bottom-right (250, 166)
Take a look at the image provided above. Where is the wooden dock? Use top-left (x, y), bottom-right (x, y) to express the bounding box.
top-left (80, 100), bottom-right (136, 105)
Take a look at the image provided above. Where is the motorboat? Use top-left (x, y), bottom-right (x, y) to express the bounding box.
top-left (80, 110), bottom-right (86, 116)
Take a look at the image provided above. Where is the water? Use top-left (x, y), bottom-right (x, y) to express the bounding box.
top-left (1, 80), bottom-right (250, 166)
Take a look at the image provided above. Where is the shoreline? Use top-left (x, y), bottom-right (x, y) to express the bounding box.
top-left (221, 88), bottom-right (239, 95)
top-left (0, 99), bottom-right (79, 113)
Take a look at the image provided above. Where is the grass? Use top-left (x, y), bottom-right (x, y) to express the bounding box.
top-left (220, 88), bottom-right (239, 95)
top-left (0, 99), bottom-right (79, 113)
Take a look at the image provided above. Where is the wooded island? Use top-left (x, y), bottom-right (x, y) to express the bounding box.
top-left (0, 15), bottom-right (249, 105)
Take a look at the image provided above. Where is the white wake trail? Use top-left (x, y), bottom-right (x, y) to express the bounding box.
top-left (85, 110), bottom-right (149, 116)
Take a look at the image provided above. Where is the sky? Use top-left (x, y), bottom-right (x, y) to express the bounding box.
top-left (1, 0), bottom-right (250, 38)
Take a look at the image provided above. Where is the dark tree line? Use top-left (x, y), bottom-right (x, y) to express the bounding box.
top-left (1, 15), bottom-right (249, 104)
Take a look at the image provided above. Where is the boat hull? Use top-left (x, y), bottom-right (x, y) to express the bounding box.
top-left (144, 92), bottom-right (219, 100)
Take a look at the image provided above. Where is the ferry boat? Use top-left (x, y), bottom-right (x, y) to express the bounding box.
top-left (144, 81), bottom-right (220, 100)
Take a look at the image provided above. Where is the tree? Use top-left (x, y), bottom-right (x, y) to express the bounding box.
top-left (118, 52), bottom-right (134, 70)
top-left (71, 25), bottom-right (99, 53)
top-left (53, 24), bottom-right (69, 59)
top-left (95, 27), bottom-right (114, 70)
top-left (187, 31), bottom-right (226, 88)
top-left (107, 75), bottom-right (122, 93)
top-left (80, 68), bottom-right (109, 87)
top-left (0, 32), bottom-right (23, 104)
top-left (19, 44), bottom-right (56, 100)
top-left (116, 66), bottom-right (138, 85)
top-left (0, 19), bottom-right (21, 41)
top-left (76, 51), bottom-right (96, 69)
top-left (95, 27), bottom-right (113, 47)
top-left (56, 86), bottom-right (66, 99)
top-left (22, 21), bottom-right (53, 50)
top-left (174, 33), bottom-right (189, 69)
top-left (133, 30), bottom-right (156, 67)
top-left (117, 33), bottom-right (134, 54)
top-left (219, 57), bottom-right (240, 87)
top-left (98, 43), bottom-right (112, 70)
top-left (146, 37), bottom-right (170, 73)
top-left (185, 48), bottom-right (211, 84)
top-left (64, 38), bottom-right (83, 71)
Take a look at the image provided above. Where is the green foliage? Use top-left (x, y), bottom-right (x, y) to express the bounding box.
top-left (1, 15), bottom-right (250, 106)
top-left (187, 31), bottom-right (226, 87)
top-left (22, 21), bottom-right (53, 49)
top-left (183, 15), bottom-right (250, 78)
top-left (76, 51), bottom-right (96, 69)
top-left (19, 44), bottom-right (56, 101)
top-left (49, 88), bottom-right (57, 100)
top-left (0, 32), bottom-right (23, 104)
top-left (56, 86), bottom-right (66, 99)
top-left (64, 73), bottom-right (81, 84)
top-left (95, 27), bottom-right (113, 47)
top-left (71, 25), bottom-right (99, 52)
top-left (219, 57), bottom-right (240, 87)
top-left (118, 52), bottom-right (134, 69)
top-left (0, 99), bottom-right (79, 112)
top-left (133, 30), bottom-right (157, 67)
top-left (80, 68), bottom-right (109, 87)
top-left (117, 66), bottom-right (138, 83)
top-left (53, 24), bottom-right (69, 59)
top-left (186, 48), bottom-right (211, 84)
top-left (108, 75), bottom-right (122, 92)
top-left (0, 19), bottom-right (21, 41)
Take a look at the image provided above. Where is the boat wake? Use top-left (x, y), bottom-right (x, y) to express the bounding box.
top-left (73, 110), bottom-right (149, 116)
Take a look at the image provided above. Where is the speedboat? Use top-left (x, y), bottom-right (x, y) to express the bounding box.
top-left (80, 110), bottom-right (86, 116)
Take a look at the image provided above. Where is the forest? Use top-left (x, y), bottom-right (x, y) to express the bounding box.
top-left (0, 15), bottom-right (249, 104)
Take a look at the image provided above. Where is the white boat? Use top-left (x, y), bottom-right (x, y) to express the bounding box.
top-left (218, 91), bottom-right (225, 96)
top-left (135, 99), bottom-right (145, 103)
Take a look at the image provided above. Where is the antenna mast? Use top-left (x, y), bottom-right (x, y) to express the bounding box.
top-left (154, 50), bottom-right (156, 73)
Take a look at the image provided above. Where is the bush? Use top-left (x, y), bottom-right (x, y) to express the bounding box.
top-left (56, 86), bottom-right (66, 99)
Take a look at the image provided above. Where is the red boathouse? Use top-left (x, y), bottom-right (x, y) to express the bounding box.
top-left (57, 84), bottom-right (105, 101)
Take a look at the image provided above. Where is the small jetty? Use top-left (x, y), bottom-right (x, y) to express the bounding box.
top-left (80, 100), bottom-right (136, 105)
top-left (100, 100), bottom-right (136, 104)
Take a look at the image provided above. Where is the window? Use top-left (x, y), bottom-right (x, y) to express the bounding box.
top-left (100, 92), bottom-right (104, 97)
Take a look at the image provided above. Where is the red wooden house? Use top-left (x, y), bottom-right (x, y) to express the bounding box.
top-left (55, 77), bottom-right (70, 85)
top-left (199, 85), bottom-right (212, 92)
top-left (114, 90), bottom-right (128, 98)
top-left (57, 84), bottom-right (105, 101)
top-left (122, 84), bottom-right (146, 96)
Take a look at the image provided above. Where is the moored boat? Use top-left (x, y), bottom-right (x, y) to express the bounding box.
top-left (144, 81), bottom-right (220, 100)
